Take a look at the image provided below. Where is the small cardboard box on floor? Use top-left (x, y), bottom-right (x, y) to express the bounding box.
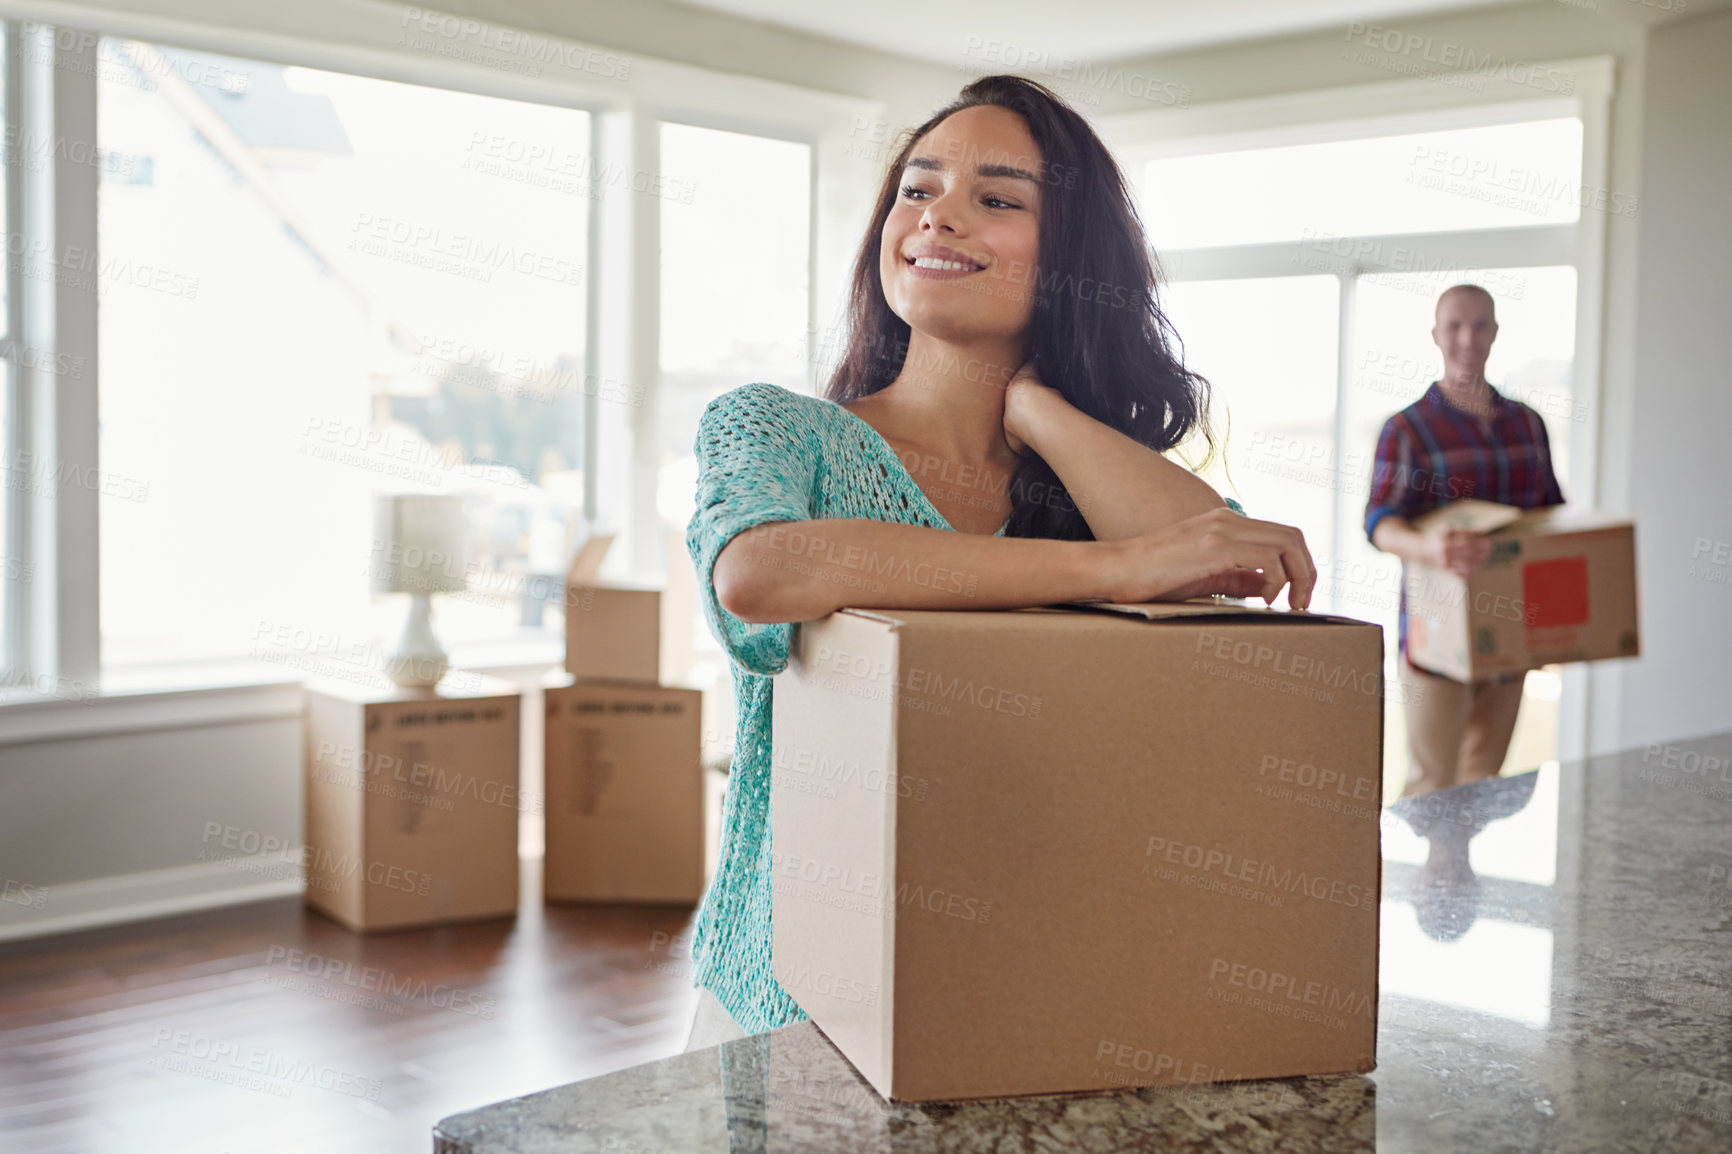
top-left (543, 671), bottom-right (705, 903)
top-left (1403, 499), bottom-right (1640, 681)
top-left (771, 601), bottom-right (1383, 1103)
top-left (303, 674), bottom-right (522, 933)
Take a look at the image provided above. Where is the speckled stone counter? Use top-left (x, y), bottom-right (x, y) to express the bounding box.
top-left (435, 734), bottom-right (1732, 1153)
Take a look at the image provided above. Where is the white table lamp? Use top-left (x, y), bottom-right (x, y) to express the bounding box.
top-left (373, 494), bottom-right (469, 688)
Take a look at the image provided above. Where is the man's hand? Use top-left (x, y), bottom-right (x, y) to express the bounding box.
top-left (1420, 525), bottom-right (1492, 578)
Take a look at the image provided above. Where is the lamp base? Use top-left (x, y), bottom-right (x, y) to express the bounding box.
top-left (385, 592), bottom-right (451, 689)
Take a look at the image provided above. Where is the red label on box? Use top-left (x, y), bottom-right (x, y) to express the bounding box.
top-left (1523, 557), bottom-right (1590, 628)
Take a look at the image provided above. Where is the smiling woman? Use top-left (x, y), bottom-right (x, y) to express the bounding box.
top-left (681, 74), bottom-right (1317, 1043)
top-left (830, 80), bottom-right (1249, 545)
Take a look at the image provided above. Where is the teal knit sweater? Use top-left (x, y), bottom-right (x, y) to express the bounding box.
top-left (684, 380), bottom-right (1238, 1032)
top-left (683, 380), bottom-right (1008, 1032)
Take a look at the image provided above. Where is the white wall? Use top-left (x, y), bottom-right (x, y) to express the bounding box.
top-left (0, 685), bottom-right (308, 939)
top-left (7, 0), bottom-right (965, 130)
top-left (1613, 6), bottom-right (1732, 746)
top-left (1079, 2), bottom-right (1654, 113)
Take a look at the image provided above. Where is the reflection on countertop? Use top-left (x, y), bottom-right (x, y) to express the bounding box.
top-left (436, 734), bottom-right (1732, 1153)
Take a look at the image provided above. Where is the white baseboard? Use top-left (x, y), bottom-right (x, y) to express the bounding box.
top-left (0, 853), bottom-right (306, 944)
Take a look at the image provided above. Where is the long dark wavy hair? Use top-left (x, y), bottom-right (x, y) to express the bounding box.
top-left (823, 74), bottom-right (1216, 541)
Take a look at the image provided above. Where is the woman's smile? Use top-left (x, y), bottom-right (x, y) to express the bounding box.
top-left (905, 259), bottom-right (985, 280)
top-left (904, 243), bottom-right (988, 279)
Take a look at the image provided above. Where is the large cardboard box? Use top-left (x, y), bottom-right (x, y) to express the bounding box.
top-left (563, 531), bottom-right (696, 685)
top-left (771, 601), bottom-right (1384, 1102)
top-left (1404, 500), bottom-right (1640, 681)
top-left (303, 674), bottom-right (522, 932)
top-left (543, 673), bottom-right (705, 903)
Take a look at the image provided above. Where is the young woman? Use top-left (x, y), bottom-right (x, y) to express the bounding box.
top-left (680, 75), bottom-right (1316, 1050)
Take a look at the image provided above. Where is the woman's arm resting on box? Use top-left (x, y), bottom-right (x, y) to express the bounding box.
top-left (713, 510), bottom-right (1314, 624)
top-left (1003, 373), bottom-right (1231, 541)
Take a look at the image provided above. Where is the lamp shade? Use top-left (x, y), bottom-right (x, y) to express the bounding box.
top-left (372, 493), bottom-right (469, 594)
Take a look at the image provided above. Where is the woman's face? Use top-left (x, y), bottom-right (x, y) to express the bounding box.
top-left (879, 105), bottom-right (1044, 346)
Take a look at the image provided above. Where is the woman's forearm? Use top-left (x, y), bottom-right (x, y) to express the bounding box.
top-left (1013, 384), bottom-right (1227, 541)
top-left (713, 518), bottom-right (1111, 624)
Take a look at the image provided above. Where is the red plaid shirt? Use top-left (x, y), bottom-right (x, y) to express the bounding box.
top-left (1364, 381), bottom-right (1565, 666)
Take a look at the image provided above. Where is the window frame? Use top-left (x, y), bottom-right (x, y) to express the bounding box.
top-left (1, 20), bottom-right (20, 685)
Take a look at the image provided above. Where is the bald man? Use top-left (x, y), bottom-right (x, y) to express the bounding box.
top-left (1364, 284), bottom-right (1565, 798)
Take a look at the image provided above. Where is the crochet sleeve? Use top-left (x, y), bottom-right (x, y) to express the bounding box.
top-left (685, 382), bottom-right (818, 677)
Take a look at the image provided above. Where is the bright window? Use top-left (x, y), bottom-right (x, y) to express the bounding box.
top-left (657, 122), bottom-right (809, 753)
top-left (1162, 276), bottom-right (1340, 577)
top-left (1143, 118), bottom-right (1584, 249)
top-left (656, 120), bottom-right (809, 528)
top-left (97, 41), bottom-right (592, 672)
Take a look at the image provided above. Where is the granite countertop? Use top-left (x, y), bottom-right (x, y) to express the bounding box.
top-left (435, 734), bottom-right (1732, 1153)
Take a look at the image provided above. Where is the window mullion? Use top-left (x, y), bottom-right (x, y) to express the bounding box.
top-left (1331, 272), bottom-right (1356, 617)
top-left (3, 23), bottom-right (25, 681)
top-left (13, 22), bottom-right (102, 692)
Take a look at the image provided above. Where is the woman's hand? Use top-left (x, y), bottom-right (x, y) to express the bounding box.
top-left (1100, 507), bottom-right (1318, 610)
top-left (1003, 361), bottom-right (1058, 458)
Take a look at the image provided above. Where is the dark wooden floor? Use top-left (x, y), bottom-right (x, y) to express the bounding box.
top-left (0, 861), bottom-right (700, 1154)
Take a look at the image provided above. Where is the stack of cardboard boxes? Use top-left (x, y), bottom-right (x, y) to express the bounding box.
top-left (543, 533), bottom-right (705, 904)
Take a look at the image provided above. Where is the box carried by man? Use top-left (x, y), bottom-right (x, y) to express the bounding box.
top-left (1403, 499), bottom-right (1640, 681)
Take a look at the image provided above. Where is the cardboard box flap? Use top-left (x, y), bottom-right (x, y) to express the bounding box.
top-left (1498, 504), bottom-right (1633, 536)
top-left (565, 532), bottom-right (616, 583)
top-left (1414, 500), bottom-right (1633, 538)
top-left (836, 599), bottom-right (1369, 630)
top-left (1413, 499), bottom-right (1525, 534)
top-left (1064, 599), bottom-right (1369, 627)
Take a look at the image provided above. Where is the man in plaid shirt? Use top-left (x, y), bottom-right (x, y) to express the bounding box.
top-left (1365, 284), bottom-right (1566, 798)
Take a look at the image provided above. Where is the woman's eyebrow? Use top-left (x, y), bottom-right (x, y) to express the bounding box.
top-left (904, 155), bottom-right (1040, 184)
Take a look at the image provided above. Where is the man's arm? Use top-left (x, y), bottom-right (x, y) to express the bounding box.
top-left (1364, 416), bottom-right (1487, 577)
top-left (1372, 516), bottom-right (1490, 577)
top-left (1365, 416), bottom-right (1423, 558)
top-left (1371, 516), bottom-right (1427, 564)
